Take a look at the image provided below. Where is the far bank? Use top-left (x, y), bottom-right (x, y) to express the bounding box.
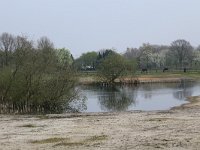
top-left (78, 72), bottom-right (199, 85)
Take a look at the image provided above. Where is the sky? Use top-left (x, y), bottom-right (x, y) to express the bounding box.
top-left (0, 0), bottom-right (200, 57)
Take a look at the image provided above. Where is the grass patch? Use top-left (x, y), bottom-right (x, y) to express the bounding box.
top-left (147, 117), bottom-right (181, 122)
top-left (54, 135), bottom-right (108, 147)
top-left (31, 137), bottom-right (69, 144)
top-left (37, 114), bottom-right (83, 120)
top-left (135, 71), bottom-right (200, 79)
top-left (54, 141), bottom-right (85, 147)
top-left (78, 71), bottom-right (200, 85)
top-left (79, 70), bottom-right (200, 78)
top-left (31, 135), bottom-right (108, 147)
top-left (86, 135), bottom-right (108, 142)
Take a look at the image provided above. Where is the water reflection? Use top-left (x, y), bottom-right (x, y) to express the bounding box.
top-left (98, 86), bottom-right (137, 111)
top-left (173, 82), bottom-right (193, 100)
top-left (80, 82), bottom-right (200, 112)
top-left (139, 82), bottom-right (194, 100)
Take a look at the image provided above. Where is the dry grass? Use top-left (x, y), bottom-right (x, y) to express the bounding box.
top-left (54, 141), bottom-right (85, 147)
top-left (86, 135), bottom-right (108, 142)
top-left (31, 137), bottom-right (69, 144)
top-left (54, 135), bottom-right (108, 147)
top-left (30, 135), bottom-right (107, 147)
top-left (147, 118), bottom-right (172, 122)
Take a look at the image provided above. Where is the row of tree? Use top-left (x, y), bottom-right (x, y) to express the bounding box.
top-left (0, 32), bottom-right (84, 114)
top-left (124, 39), bottom-right (199, 70)
top-left (75, 39), bottom-right (200, 74)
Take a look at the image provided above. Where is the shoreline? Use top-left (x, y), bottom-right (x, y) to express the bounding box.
top-left (0, 95), bottom-right (198, 118)
top-left (0, 96), bottom-right (200, 150)
top-left (1, 82), bottom-right (200, 149)
top-left (36, 95), bottom-right (200, 118)
top-left (78, 76), bottom-right (195, 85)
top-left (171, 95), bottom-right (200, 110)
top-left (0, 77), bottom-right (198, 117)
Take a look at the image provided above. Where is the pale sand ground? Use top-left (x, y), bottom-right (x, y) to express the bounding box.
top-left (1, 96), bottom-right (200, 150)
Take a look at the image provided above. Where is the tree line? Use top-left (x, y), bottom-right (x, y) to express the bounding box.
top-left (124, 40), bottom-right (199, 70)
top-left (75, 39), bottom-right (200, 74)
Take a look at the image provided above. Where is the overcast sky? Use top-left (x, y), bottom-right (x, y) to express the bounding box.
top-left (0, 0), bottom-right (200, 57)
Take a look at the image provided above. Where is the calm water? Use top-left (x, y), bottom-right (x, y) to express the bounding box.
top-left (79, 82), bottom-right (200, 112)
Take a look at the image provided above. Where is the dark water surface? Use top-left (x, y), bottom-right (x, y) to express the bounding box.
top-left (79, 82), bottom-right (200, 112)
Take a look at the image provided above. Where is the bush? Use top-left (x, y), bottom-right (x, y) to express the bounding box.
top-left (97, 53), bottom-right (136, 84)
top-left (0, 35), bottom-right (85, 114)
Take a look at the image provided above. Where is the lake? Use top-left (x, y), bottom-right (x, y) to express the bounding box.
top-left (78, 82), bottom-right (200, 112)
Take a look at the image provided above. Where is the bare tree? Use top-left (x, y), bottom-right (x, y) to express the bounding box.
top-left (170, 39), bottom-right (193, 68)
top-left (124, 48), bottom-right (140, 59)
top-left (0, 33), bottom-right (15, 66)
top-left (37, 36), bottom-right (54, 50)
top-left (15, 35), bottom-right (33, 50)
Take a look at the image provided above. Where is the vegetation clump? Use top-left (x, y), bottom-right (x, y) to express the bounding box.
top-left (97, 52), bottom-right (136, 84)
top-left (54, 135), bottom-right (108, 147)
top-left (0, 33), bottom-right (85, 114)
top-left (31, 137), bottom-right (69, 144)
top-left (30, 135), bottom-right (107, 147)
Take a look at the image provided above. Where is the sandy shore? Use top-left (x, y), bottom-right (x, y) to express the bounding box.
top-left (1, 96), bottom-right (200, 150)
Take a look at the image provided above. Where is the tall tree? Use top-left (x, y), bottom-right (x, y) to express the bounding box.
top-left (124, 48), bottom-right (140, 59)
top-left (170, 39), bottom-right (193, 68)
top-left (139, 43), bottom-right (154, 69)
